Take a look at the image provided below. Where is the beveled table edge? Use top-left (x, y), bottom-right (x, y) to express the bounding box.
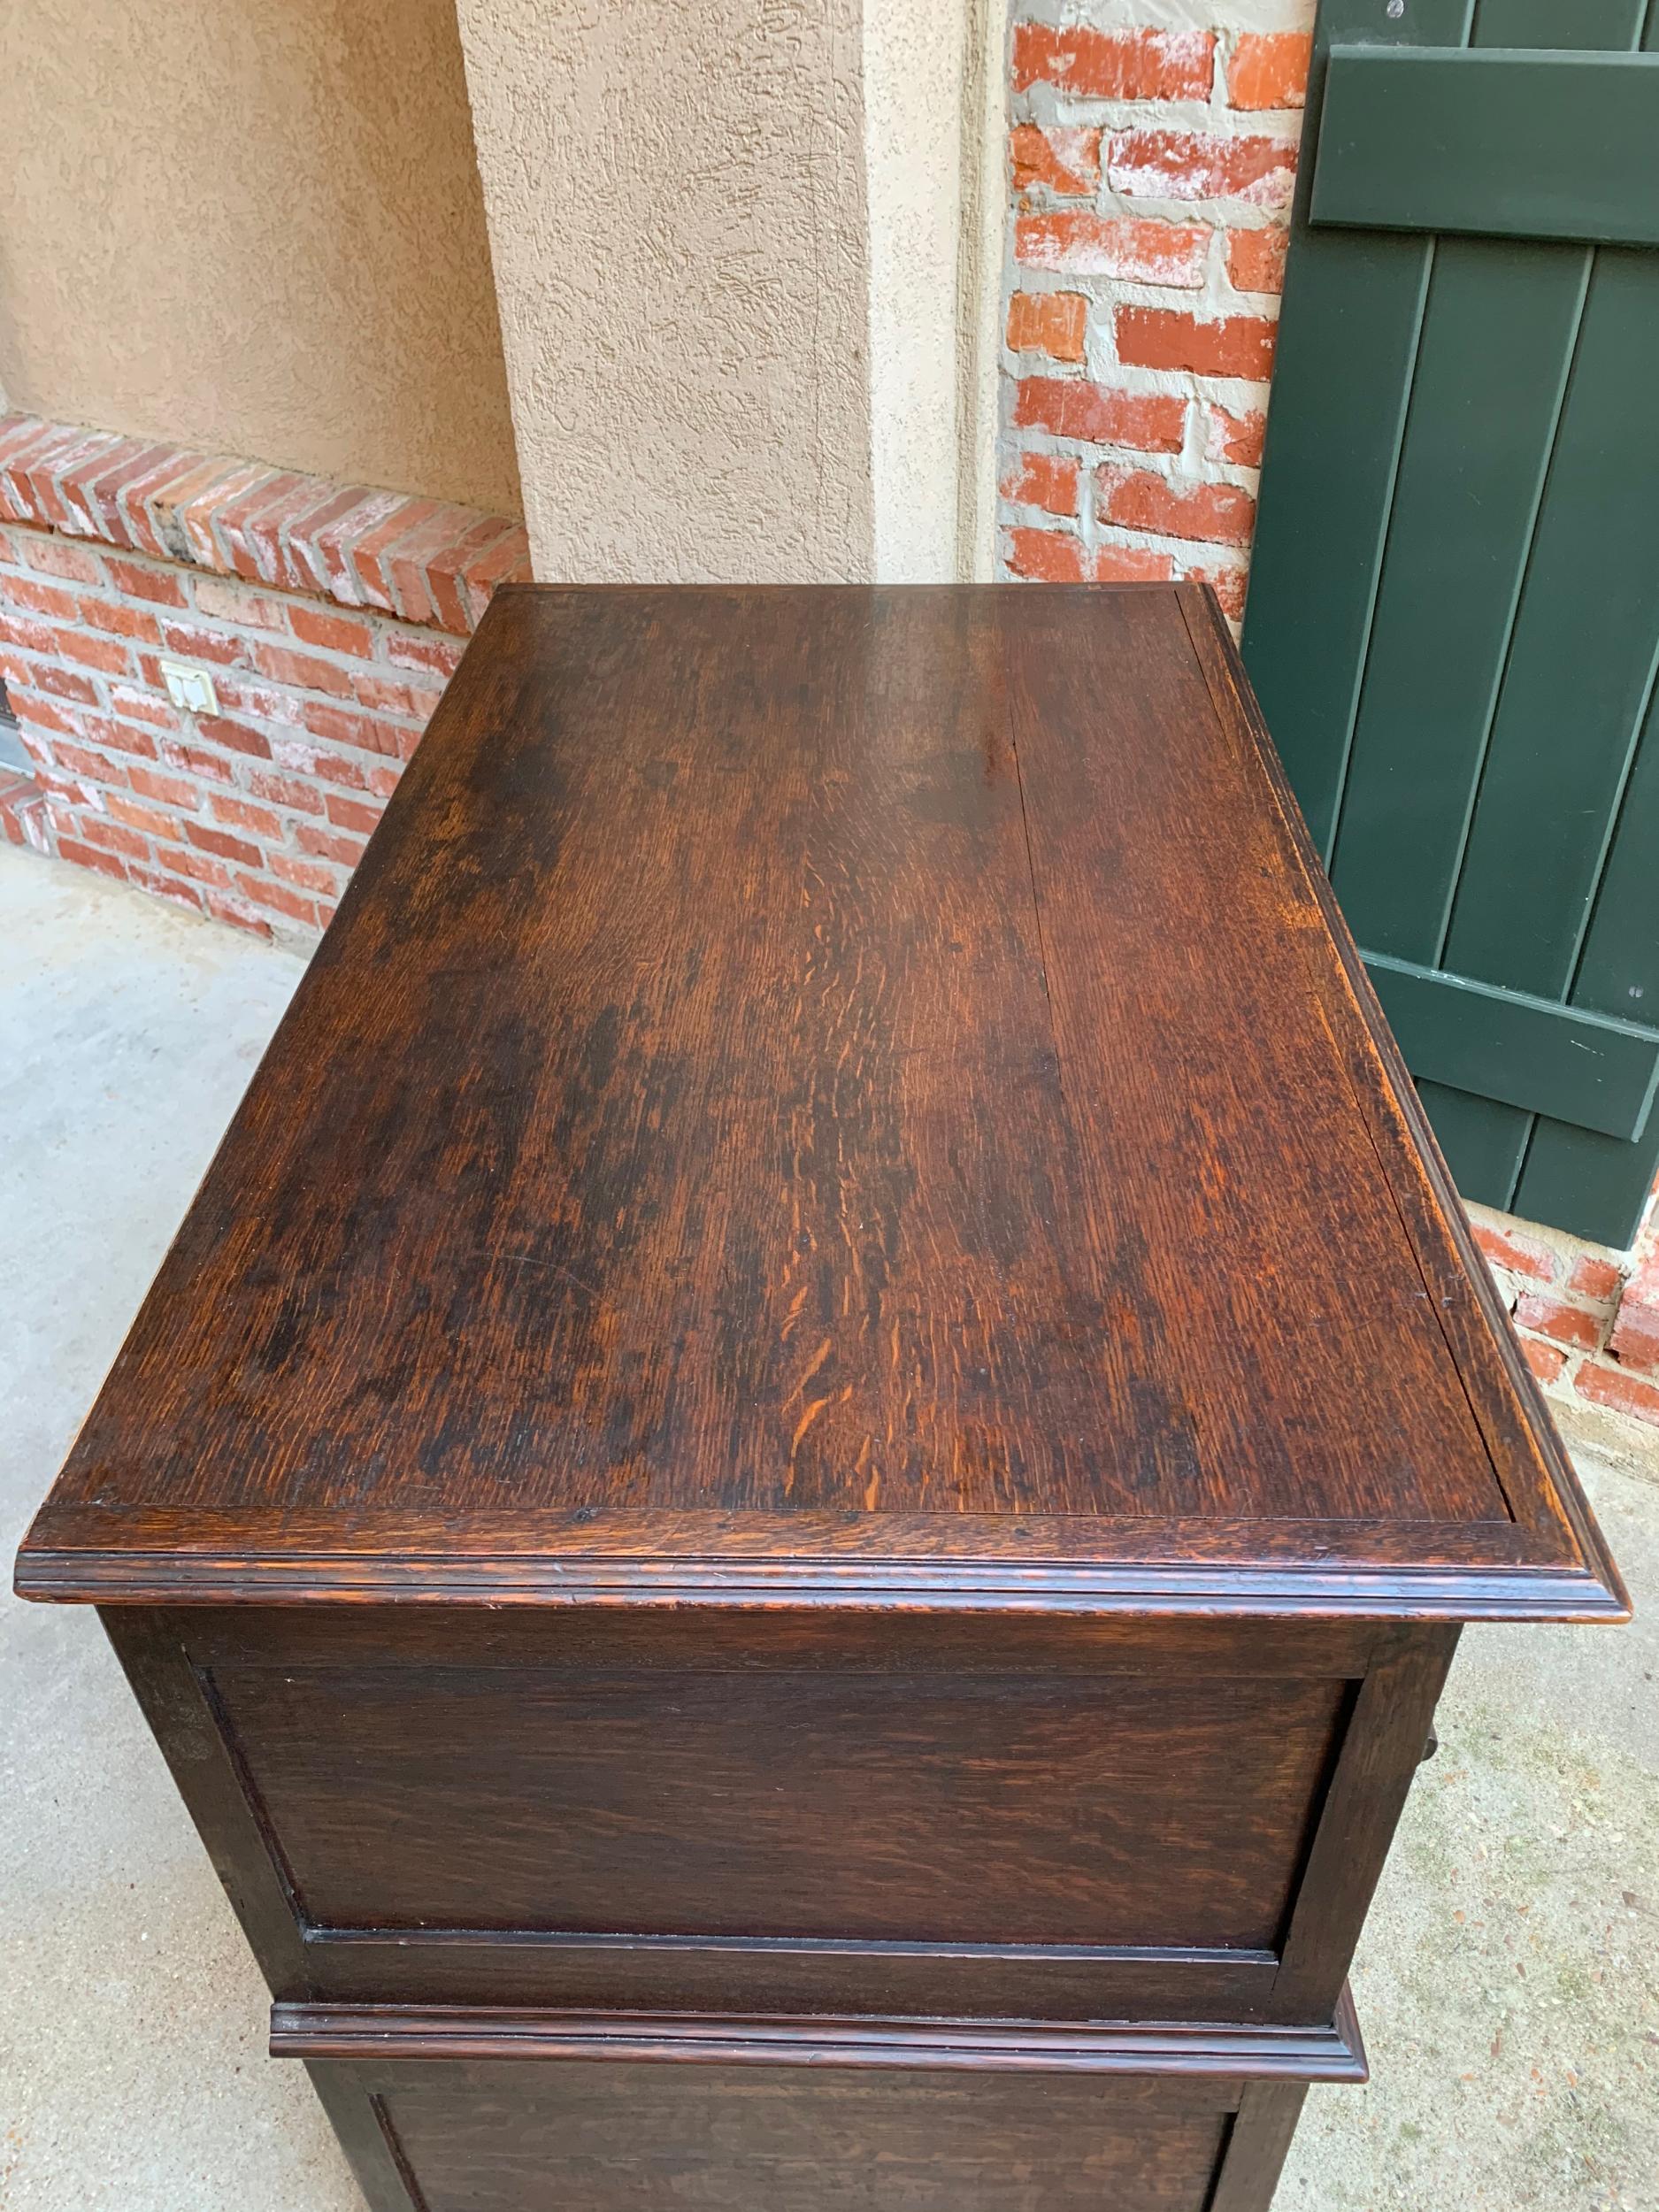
top-left (13, 1513), bottom-right (1629, 1621)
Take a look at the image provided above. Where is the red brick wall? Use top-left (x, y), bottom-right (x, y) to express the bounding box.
top-left (997, 4), bottom-right (1313, 610)
top-left (1471, 1205), bottom-right (1659, 1441)
top-left (0, 411), bottom-right (528, 942)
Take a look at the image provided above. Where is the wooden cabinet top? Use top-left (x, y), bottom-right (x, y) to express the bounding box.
top-left (15, 586), bottom-right (1624, 1620)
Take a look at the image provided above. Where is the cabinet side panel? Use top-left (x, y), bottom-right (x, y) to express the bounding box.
top-left (99, 1606), bottom-right (309, 1995)
top-left (1273, 1624), bottom-right (1460, 2016)
top-left (1210, 2082), bottom-right (1310, 2212)
top-left (305, 2065), bottom-right (423, 2212)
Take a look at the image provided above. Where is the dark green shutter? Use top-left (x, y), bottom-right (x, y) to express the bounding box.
top-left (1243, 0), bottom-right (1659, 1248)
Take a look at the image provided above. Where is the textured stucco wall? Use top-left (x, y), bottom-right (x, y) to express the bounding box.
top-left (0, 0), bottom-right (521, 514)
top-left (957, 0), bottom-right (1016, 579)
top-left (865, 0), bottom-right (966, 581)
top-left (456, 0), bottom-right (874, 582)
top-left (456, 0), bottom-right (1005, 583)
top-left (863, 0), bottom-right (1008, 583)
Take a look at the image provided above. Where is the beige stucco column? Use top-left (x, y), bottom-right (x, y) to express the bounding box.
top-left (454, 0), bottom-right (1005, 584)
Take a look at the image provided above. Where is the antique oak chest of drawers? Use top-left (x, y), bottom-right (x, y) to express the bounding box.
top-left (17, 585), bottom-right (1626, 2211)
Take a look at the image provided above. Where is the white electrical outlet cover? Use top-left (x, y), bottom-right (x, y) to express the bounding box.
top-left (157, 658), bottom-right (219, 717)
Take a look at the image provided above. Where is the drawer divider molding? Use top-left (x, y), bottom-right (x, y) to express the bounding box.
top-left (269, 1994), bottom-right (1369, 2083)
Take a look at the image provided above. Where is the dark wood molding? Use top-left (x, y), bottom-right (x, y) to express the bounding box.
top-left (303, 1930), bottom-right (1279, 1970)
top-left (1179, 584), bottom-right (1629, 1624)
top-left (17, 1501), bottom-right (1627, 1617)
top-left (296, 1927), bottom-right (1279, 2024)
top-left (270, 1996), bottom-right (1368, 2082)
top-left (182, 1599), bottom-right (1382, 1674)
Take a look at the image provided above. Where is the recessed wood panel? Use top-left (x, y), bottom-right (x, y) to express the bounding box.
top-left (42, 584), bottom-right (1522, 1534)
top-left (362, 2062), bottom-right (1233, 2212)
top-left (214, 1657), bottom-right (1347, 1950)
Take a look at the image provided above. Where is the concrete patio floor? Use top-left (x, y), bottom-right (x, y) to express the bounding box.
top-left (1, 841), bottom-right (1655, 2212)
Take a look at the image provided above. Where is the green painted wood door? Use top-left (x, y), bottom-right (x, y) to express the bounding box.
top-left (1243, 0), bottom-right (1659, 1248)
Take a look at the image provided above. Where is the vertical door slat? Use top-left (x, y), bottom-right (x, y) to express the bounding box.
top-left (1327, 240), bottom-right (1590, 962)
top-left (1240, 0), bottom-right (1472, 860)
top-left (1244, 0), bottom-right (1659, 1244)
top-left (1440, 253), bottom-right (1659, 1001)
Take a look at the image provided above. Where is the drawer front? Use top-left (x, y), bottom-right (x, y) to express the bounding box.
top-left (222, 1656), bottom-right (1342, 1947)
top-left (311, 2057), bottom-right (1243, 2212)
top-left (120, 1609), bottom-right (1453, 2023)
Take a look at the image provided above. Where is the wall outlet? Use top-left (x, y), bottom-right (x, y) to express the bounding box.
top-left (158, 658), bottom-right (219, 717)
